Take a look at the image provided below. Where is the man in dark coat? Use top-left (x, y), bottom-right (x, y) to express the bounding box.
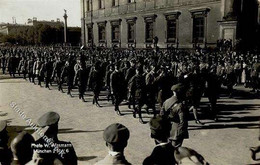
top-left (8, 54), bottom-right (17, 77)
top-left (143, 116), bottom-right (176, 165)
top-left (160, 84), bottom-right (189, 148)
top-left (78, 59), bottom-right (88, 101)
top-left (52, 57), bottom-right (64, 91)
top-left (61, 57), bottom-right (75, 96)
top-left (125, 60), bottom-right (136, 109)
top-left (88, 62), bottom-right (103, 107)
top-left (27, 56), bottom-right (35, 83)
top-left (145, 65), bottom-right (157, 117)
top-left (110, 63), bottom-right (127, 115)
top-left (128, 66), bottom-right (146, 123)
top-left (41, 58), bottom-right (53, 89)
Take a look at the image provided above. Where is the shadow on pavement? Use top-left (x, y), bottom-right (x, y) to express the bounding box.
top-left (58, 128), bottom-right (104, 134)
top-left (189, 123), bottom-right (259, 130)
top-left (78, 156), bottom-right (97, 161)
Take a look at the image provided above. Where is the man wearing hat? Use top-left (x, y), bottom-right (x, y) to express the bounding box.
top-left (10, 131), bottom-right (35, 165)
top-left (160, 83), bottom-right (189, 148)
top-left (32, 112), bottom-right (77, 165)
top-left (128, 66), bottom-right (146, 123)
top-left (110, 63), bottom-right (127, 115)
top-left (0, 120), bottom-right (12, 165)
top-left (143, 116), bottom-right (176, 165)
top-left (125, 60), bottom-right (136, 109)
top-left (95, 123), bottom-right (131, 165)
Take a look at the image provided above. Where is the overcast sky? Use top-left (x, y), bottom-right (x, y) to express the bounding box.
top-left (0, 0), bottom-right (81, 27)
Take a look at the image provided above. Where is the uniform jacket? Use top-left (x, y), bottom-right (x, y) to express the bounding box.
top-left (161, 96), bottom-right (189, 141)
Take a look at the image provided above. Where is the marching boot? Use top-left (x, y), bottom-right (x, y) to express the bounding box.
top-left (133, 108), bottom-right (136, 118)
top-left (96, 102), bottom-right (102, 107)
top-left (67, 89), bottom-right (71, 96)
top-left (82, 96), bottom-right (85, 102)
top-left (195, 120), bottom-right (204, 125)
top-left (115, 106), bottom-right (122, 116)
top-left (95, 97), bottom-right (102, 107)
top-left (92, 98), bottom-right (95, 105)
top-left (138, 110), bottom-right (144, 124)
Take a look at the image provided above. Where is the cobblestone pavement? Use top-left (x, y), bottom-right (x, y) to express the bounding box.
top-left (0, 75), bottom-right (259, 165)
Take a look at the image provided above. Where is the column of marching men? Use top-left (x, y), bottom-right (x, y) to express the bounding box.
top-left (0, 47), bottom-right (259, 122)
top-left (0, 46), bottom-right (260, 165)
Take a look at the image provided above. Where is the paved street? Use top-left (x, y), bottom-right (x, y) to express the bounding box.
top-left (0, 75), bottom-right (259, 165)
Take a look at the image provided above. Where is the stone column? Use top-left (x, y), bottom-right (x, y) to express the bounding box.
top-left (63, 10), bottom-right (68, 44)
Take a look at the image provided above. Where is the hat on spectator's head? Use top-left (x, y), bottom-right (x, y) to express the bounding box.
top-left (103, 123), bottom-right (130, 144)
top-left (149, 116), bottom-right (171, 139)
top-left (37, 112), bottom-right (60, 127)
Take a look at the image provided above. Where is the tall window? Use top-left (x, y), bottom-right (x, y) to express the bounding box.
top-left (110, 20), bottom-right (121, 43)
top-left (190, 8), bottom-right (210, 44)
top-left (99, 0), bottom-right (104, 9)
top-left (193, 17), bottom-right (205, 43)
top-left (98, 23), bottom-right (106, 42)
top-left (167, 19), bottom-right (177, 43)
top-left (128, 23), bottom-right (135, 43)
top-left (112, 25), bottom-right (120, 42)
top-left (128, 0), bottom-right (135, 3)
top-left (164, 12), bottom-right (180, 43)
top-left (145, 22), bottom-right (153, 43)
top-left (144, 15), bottom-right (156, 43)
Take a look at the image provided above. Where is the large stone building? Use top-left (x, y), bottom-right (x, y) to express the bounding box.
top-left (80, 0), bottom-right (259, 49)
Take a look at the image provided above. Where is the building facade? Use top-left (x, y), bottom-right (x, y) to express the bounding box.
top-left (80, 0), bottom-right (259, 49)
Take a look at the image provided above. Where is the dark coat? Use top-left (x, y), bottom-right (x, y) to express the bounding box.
top-left (110, 70), bottom-right (126, 95)
top-left (0, 146), bottom-right (12, 165)
top-left (33, 138), bottom-right (77, 165)
top-left (143, 142), bottom-right (176, 165)
top-left (128, 74), bottom-right (146, 103)
top-left (88, 68), bottom-right (103, 93)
